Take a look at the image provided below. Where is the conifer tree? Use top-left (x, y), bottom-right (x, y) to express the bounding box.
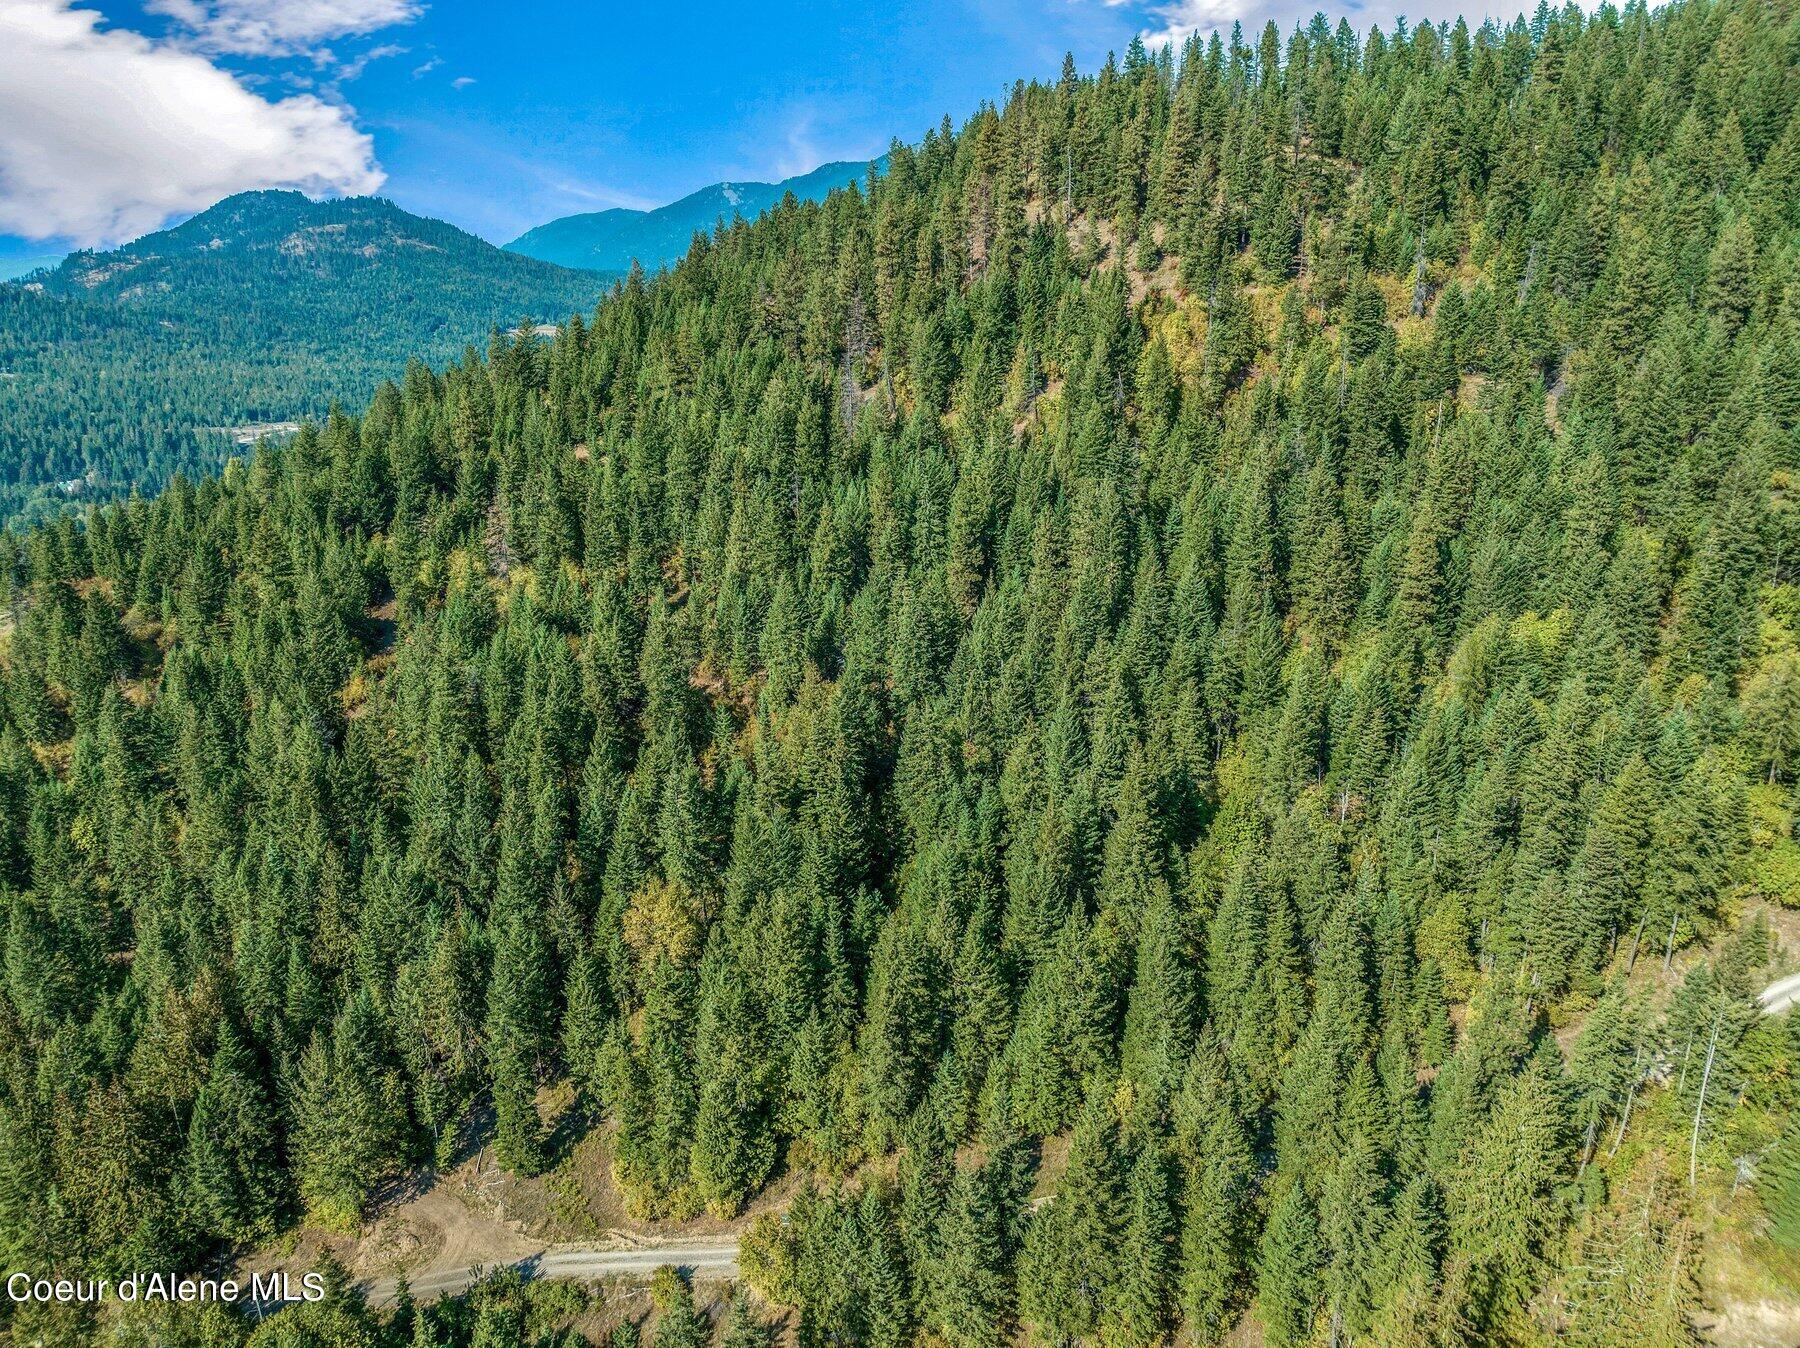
top-left (1256, 1177), bottom-right (1321, 1348)
top-left (1758, 1107), bottom-right (1800, 1252)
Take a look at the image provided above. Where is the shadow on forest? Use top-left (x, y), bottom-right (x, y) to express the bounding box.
top-left (362, 1090), bottom-right (600, 1220)
top-left (542, 1093), bottom-right (600, 1172)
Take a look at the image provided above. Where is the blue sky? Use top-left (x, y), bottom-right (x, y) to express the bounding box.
top-left (0, 0), bottom-right (1487, 271)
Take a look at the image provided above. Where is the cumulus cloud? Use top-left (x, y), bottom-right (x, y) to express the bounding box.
top-left (0, 0), bottom-right (384, 246)
top-left (146, 0), bottom-right (422, 58)
top-left (1136, 0), bottom-right (1259, 48)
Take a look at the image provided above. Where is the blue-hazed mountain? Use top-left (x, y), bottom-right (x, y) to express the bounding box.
top-left (505, 158), bottom-right (881, 273)
top-left (0, 191), bottom-right (610, 526)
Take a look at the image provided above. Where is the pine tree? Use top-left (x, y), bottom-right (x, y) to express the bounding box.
top-left (1178, 1096), bottom-right (1254, 1345)
top-left (650, 1266), bottom-right (710, 1348)
top-left (1019, 1089), bottom-right (1124, 1343)
top-left (1256, 1177), bottom-right (1321, 1348)
top-left (723, 1287), bottom-right (775, 1348)
top-left (184, 1020), bottom-right (283, 1244)
top-left (932, 1159), bottom-right (1014, 1348)
top-left (1758, 1108), bottom-right (1800, 1252)
top-left (1563, 1153), bottom-right (1705, 1347)
top-left (1449, 1063), bottom-right (1573, 1336)
top-left (1113, 1140), bottom-right (1176, 1346)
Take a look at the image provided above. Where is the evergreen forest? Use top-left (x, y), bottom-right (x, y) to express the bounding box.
top-left (2, 0), bottom-right (1799, 1343)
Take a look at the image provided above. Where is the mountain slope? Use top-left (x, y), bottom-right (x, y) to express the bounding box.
top-left (0, 191), bottom-right (610, 526)
top-left (505, 157), bottom-right (879, 272)
top-left (1, 2), bottom-right (1798, 1346)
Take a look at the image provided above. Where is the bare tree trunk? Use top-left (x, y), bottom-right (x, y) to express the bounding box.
top-left (1517, 242), bottom-right (1539, 305)
top-left (1690, 1003), bottom-right (1726, 1189)
top-left (1611, 1047), bottom-right (1644, 1157)
top-left (839, 293), bottom-right (868, 436)
top-left (1663, 908), bottom-right (1679, 972)
top-left (1627, 910), bottom-right (1647, 972)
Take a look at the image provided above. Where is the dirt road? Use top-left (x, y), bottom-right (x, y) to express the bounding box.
top-left (360, 1239), bottom-right (740, 1305)
top-left (1760, 970), bottom-right (1800, 1015)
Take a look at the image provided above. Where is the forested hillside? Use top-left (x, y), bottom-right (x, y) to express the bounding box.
top-left (2, 0), bottom-right (1799, 1344)
top-left (0, 192), bottom-right (609, 529)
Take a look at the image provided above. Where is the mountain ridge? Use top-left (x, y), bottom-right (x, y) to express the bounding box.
top-left (505, 156), bottom-right (883, 273)
top-left (34, 189), bottom-right (607, 305)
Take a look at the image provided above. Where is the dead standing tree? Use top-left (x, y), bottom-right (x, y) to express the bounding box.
top-left (839, 292), bottom-right (870, 437)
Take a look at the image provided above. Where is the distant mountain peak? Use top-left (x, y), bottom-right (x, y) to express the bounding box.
top-left (505, 157), bottom-right (884, 274)
top-left (35, 192), bottom-right (597, 305)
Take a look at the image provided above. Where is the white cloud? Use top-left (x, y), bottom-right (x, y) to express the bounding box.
top-left (1117, 0), bottom-right (1541, 52)
top-left (772, 113), bottom-right (824, 181)
top-left (146, 0), bottom-right (422, 58)
top-left (766, 106), bottom-right (878, 183)
top-left (411, 54), bottom-right (441, 77)
top-left (1136, 0), bottom-right (1258, 48)
top-left (0, 0), bottom-right (384, 246)
top-left (337, 41), bottom-right (407, 81)
top-left (451, 75), bottom-right (475, 89)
